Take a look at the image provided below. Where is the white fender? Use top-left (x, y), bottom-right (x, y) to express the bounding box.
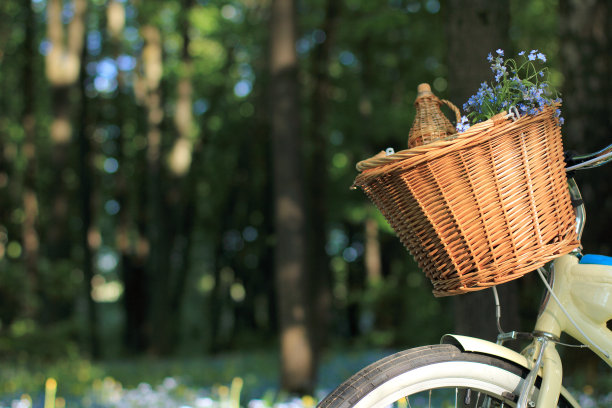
top-left (442, 334), bottom-right (580, 407)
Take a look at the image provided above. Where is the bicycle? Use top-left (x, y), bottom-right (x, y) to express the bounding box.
top-left (318, 143), bottom-right (612, 408)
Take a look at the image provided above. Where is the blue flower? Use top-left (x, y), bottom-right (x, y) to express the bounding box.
top-left (554, 108), bottom-right (565, 126)
top-left (462, 50), bottom-right (561, 125)
top-left (528, 50), bottom-right (538, 61)
top-left (495, 72), bottom-right (503, 82)
top-left (456, 116), bottom-right (471, 132)
top-left (529, 87), bottom-right (543, 98)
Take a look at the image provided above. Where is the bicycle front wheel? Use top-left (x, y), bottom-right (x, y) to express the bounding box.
top-left (318, 344), bottom-right (568, 408)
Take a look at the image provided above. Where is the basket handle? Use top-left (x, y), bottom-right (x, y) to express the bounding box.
top-left (440, 99), bottom-right (462, 124)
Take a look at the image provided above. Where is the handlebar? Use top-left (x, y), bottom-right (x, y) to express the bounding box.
top-left (564, 143), bottom-right (612, 247)
top-left (565, 143), bottom-right (612, 172)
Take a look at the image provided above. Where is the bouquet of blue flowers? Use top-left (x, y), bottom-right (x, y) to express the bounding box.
top-left (456, 49), bottom-right (563, 132)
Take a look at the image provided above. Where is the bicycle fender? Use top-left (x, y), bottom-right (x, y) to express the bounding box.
top-left (441, 334), bottom-right (580, 408)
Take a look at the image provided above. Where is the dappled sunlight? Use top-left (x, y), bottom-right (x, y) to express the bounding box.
top-left (45, 0), bottom-right (86, 86)
top-left (106, 0), bottom-right (125, 40)
top-left (91, 275), bottom-right (123, 303)
top-left (168, 138), bottom-right (194, 176)
top-left (49, 118), bottom-right (72, 144)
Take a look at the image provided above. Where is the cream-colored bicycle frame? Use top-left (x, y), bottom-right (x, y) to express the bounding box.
top-left (443, 178), bottom-right (612, 408)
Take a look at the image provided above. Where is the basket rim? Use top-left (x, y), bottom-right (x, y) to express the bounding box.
top-left (355, 106), bottom-right (559, 175)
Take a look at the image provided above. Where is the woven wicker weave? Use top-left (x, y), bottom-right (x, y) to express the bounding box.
top-left (354, 106), bottom-right (579, 296)
top-left (408, 83), bottom-right (461, 148)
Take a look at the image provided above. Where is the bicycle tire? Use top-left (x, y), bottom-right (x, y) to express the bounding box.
top-left (318, 344), bottom-right (571, 408)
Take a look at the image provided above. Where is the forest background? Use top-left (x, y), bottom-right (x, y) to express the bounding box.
top-left (0, 0), bottom-right (611, 402)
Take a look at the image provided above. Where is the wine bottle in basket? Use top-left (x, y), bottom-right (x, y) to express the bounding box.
top-left (407, 83), bottom-right (461, 148)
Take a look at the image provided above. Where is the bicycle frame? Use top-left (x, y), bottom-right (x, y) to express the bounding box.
top-left (443, 253), bottom-right (612, 408)
top-left (526, 175), bottom-right (612, 407)
top-left (444, 176), bottom-right (612, 407)
top-left (535, 254), bottom-right (612, 365)
top-left (525, 253), bottom-right (612, 407)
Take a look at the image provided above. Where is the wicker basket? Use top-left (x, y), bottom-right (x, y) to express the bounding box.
top-left (353, 106), bottom-right (579, 296)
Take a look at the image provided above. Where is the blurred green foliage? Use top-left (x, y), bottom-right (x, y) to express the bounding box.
top-left (0, 0), bottom-right (463, 361)
top-left (2, 0), bottom-right (607, 392)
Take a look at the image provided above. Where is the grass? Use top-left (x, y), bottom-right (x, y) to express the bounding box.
top-left (0, 349), bottom-right (391, 408)
top-left (3, 348), bottom-right (612, 407)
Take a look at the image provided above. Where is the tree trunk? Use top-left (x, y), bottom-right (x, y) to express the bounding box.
top-left (161, 0), bottom-right (198, 352)
top-left (446, 0), bottom-right (510, 110)
top-left (446, 0), bottom-right (520, 342)
top-left (107, 0), bottom-right (150, 354)
top-left (0, 141), bottom-right (8, 261)
top-left (559, 0), bottom-right (612, 254)
top-left (364, 217), bottom-right (382, 285)
top-left (122, 166), bottom-right (150, 353)
top-left (307, 0), bottom-right (340, 363)
top-left (45, 0), bottom-right (86, 260)
top-left (270, 0), bottom-right (315, 394)
top-left (168, 0), bottom-right (196, 178)
top-left (141, 24), bottom-right (167, 355)
top-left (21, 0), bottom-right (40, 318)
top-left (77, 27), bottom-right (100, 357)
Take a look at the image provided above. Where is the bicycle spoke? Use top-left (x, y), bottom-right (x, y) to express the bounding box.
top-left (464, 388), bottom-right (472, 405)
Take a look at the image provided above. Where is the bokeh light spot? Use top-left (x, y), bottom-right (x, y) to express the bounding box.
top-left (104, 199), bottom-right (120, 215)
top-left (339, 51), bottom-right (356, 66)
top-left (234, 80), bottom-right (252, 98)
top-left (104, 157), bottom-right (119, 174)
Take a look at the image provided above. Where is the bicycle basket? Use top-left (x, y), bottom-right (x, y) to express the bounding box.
top-left (353, 106), bottom-right (579, 296)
